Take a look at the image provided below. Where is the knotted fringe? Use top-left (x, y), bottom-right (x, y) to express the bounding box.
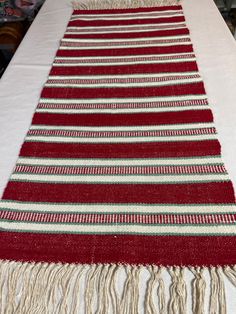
top-left (0, 260), bottom-right (235, 313)
top-left (145, 265), bottom-right (166, 313)
top-left (190, 267), bottom-right (206, 314)
top-left (209, 267), bottom-right (227, 314)
top-left (168, 266), bottom-right (187, 314)
top-left (72, 0), bottom-right (181, 10)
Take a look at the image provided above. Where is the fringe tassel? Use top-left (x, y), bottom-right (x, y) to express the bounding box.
top-left (190, 267), bottom-right (206, 314)
top-left (1, 260), bottom-right (236, 313)
top-left (168, 266), bottom-right (187, 314)
top-left (209, 267), bottom-right (226, 314)
top-left (145, 265), bottom-right (166, 314)
top-left (120, 265), bottom-right (140, 313)
top-left (72, 0), bottom-right (181, 10)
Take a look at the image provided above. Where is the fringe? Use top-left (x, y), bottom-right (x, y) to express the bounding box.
top-left (168, 266), bottom-right (187, 314)
top-left (209, 267), bottom-right (227, 314)
top-left (0, 260), bottom-right (235, 313)
top-left (72, 0), bottom-right (181, 10)
top-left (145, 265), bottom-right (166, 313)
top-left (190, 266), bottom-right (206, 314)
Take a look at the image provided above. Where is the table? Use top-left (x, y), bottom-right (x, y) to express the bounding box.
top-left (1, 0), bottom-right (236, 311)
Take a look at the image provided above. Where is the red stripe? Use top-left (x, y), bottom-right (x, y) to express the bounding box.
top-left (56, 44), bottom-right (193, 57)
top-left (68, 16), bottom-right (185, 27)
top-left (3, 181), bottom-right (234, 204)
top-left (0, 232), bottom-right (236, 266)
top-left (64, 28), bottom-right (189, 39)
top-left (50, 61), bottom-right (198, 76)
top-left (32, 110), bottom-right (213, 126)
top-left (20, 140), bottom-right (221, 159)
top-left (20, 140), bottom-right (220, 160)
top-left (41, 82), bottom-right (204, 100)
top-left (73, 6), bottom-right (183, 15)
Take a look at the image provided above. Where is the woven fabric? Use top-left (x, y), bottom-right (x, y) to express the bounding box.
top-left (0, 5), bottom-right (236, 267)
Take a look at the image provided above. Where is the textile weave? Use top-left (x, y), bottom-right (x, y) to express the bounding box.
top-left (0, 4), bottom-right (236, 312)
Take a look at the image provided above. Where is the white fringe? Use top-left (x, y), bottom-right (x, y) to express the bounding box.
top-left (168, 266), bottom-right (187, 314)
top-left (190, 266), bottom-right (206, 314)
top-left (0, 260), bottom-right (235, 313)
top-left (72, 0), bottom-right (181, 10)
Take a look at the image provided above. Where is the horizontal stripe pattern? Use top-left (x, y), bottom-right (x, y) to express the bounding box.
top-left (54, 52), bottom-right (195, 63)
top-left (29, 122), bottom-right (214, 131)
top-left (53, 55), bottom-right (196, 66)
top-left (61, 32), bottom-right (190, 44)
top-left (72, 6), bottom-right (183, 14)
top-left (14, 164), bottom-right (226, 176)
top-left (56, 44), bottom-right (194, 58)
top-left (59, 38), bottom-right (191, 50)
top-left (19, 141), bottom-right (222, 158)
top-left (49, 61), bottom-right (199, 76)
top-left (2, 220), bottom-right (236, 235)
top-left (70, 10), bottom-right (184, 21)
top-left (68, 16), bottom-right (186, 27)
top-left (25, 124), bottom-right (217, 143)
top-left (3, 181), bottom-right (235, 204)
top-left (27, 126), bottom-right (216, 138)
top-left (1, 200), bottom-right (235, 214)
top-left (38, 97), bottom-right (209, 111)
top-left (65, 23), bottom-right (187, 34)
top-left (45, 75), bottom-right (202, 88)
top-left (35, 105), bottom-right (209, 114)
top-left (16, 155), bottom-right (223, 166)
top-left (1, 211), bottom-right (235, 226)
top-left (31, 110), bottom-right (213, 127)
top-left (25, 135), bottom-right (216, 143)
top-left (10, 173), bottom-right (229, 184)
top-left (1, 4), bottom-right (235, 246)
top-left (64, 28), bottom-right (189, 40)
top-left (1, 232), bottom-right (236, 265)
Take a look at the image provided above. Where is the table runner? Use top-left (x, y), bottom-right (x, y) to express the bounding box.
top-left (1, 0), bottom-right (236, 312)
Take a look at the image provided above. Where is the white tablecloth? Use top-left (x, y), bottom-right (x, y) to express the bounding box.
top-left (0, 0), bottom-right (236, 311)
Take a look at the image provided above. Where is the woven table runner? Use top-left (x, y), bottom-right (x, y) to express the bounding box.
top-left (1, 0), bottom-right (236, 312)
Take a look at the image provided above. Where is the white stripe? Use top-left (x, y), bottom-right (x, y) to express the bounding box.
top-left (70, 14), bottom-right (183, 22)
top-left (40, 95), bottom-right (206, 105)
top-left (1, 220), bottom-right (236, 234)
top-left (61, 35), bottom-right (189, 43)
top-left (66, 25), bottom-right (186, 34)
top-left (0, 201), bottom-right (232, 214)
top-left (16, 156), bottom-right (223, 167)
top-left (45, 77), bottom-right (201, 88)
top-left (54, 52), bottom-right (194, 61)
top-left (71, 10), bottom-right (183, 19)
top-left (52, 57), bottom-right (196, 66)
top-left (48, 72), bottom-right (199, 80)
top-left (10, 173), bottom-right (229, 183)
top-left (30, 123), bottom-right (214, 132)
top-left (35, 104), bottom-right (209, 114)
top-left (60, 41), bottom-right (190, 50)
top-left (66, 21), bottom-right (187, 31)
top-left (25, 134), bottom-right (217, 143)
